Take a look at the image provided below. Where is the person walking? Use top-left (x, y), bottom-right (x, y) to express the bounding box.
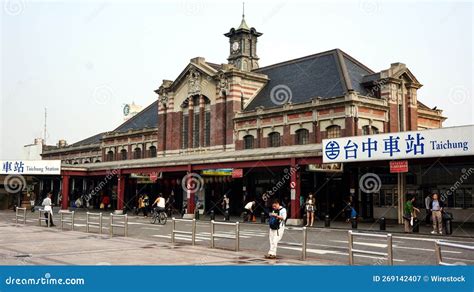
top-left (29, 191), bottom-right (36, 212)
top-left (305, 193), bottom-right (316, 227)
top-left (265, 199), bottom-right (287, 259)
top-left (430, 193), bottom-right (444, 234)
top-left (424, 194), bottom-right (432, 226)
top-left (403, 196), bottom-right (420, 233)
top-left (143, 194), bottom-right (150, 217)
top-left (41, 192), bottom-right (55, 227)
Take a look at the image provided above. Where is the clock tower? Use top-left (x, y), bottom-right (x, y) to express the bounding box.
top-left (224, 10), bottom-right (262, 71)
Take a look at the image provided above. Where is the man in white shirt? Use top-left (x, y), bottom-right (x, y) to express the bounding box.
top-left (265, 199), bottom-right (287, 259)
top-left (244, 201), bottom-right (255, 221)
top-left (152, 193), bottom-right (166, 213)
top-left (41, 192), bottom-right (55, 227)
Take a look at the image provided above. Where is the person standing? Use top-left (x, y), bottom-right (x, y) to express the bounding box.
top-left (265, 199), bottom-right (287, 259)
top-left (403, 196), bottom-right (420, 233)
top-left (430, 193), bottom-right (444, 234)
top-left (222, 194), bottom-right (230, 213)
top-left (41, 192), bottom-right (55, 227)
top-left (305, 193), bottom-right (316, 227)
top-left (244, 200), bottom-right (255, 222)
top-left (424, 194), bottom-right (432, 226)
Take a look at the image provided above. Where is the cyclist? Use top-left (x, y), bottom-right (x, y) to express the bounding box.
top-left (152, 193), bottom-right (166, 214)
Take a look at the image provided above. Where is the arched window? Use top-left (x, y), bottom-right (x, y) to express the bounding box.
top-left (84, 160), bottom-right (90, 164)
top-left (268, 132), bottom-right (281, 147)
top-left (295, 129), bottom-right (309, 145)
top-left (95, 159), bottom-right (101, 163)
top-left (243, 135), bottom-right (254, 149)
top-left (73, 161), bottom-right (79, 165)
top-left (181, 95), bottom-right (211, 149)
top-left (120, 149), bottom-right (127, 160)
top-left (149, 146), bottom-right (157, 158)
top-left (326, 125), bottom-right (341, 139)
top-left (362, 125), bottom-right (379, 135)
top-left (107, 151), bottom-right (114, 162)
top-left (133, 147), bottom-right (141, 159)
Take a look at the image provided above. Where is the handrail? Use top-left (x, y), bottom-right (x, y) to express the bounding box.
top-left (109, 214), bottom-right (128, 237)
top-left (435, 240), bottom-right (474, 266)
top-left (59, 210), bottom-right (75, 231)
top-left (15, 207), bottom-right (26, 224)
top-left (210, 220), bottom-right (240, 251)
top-left (171, 218), bottom-right (197, 245)
top-left (278, 226), bottom-right (308, 260)
top-left (86, 212), bottom-right (103, 234)
top-left (348, 231), bottom-right (393, 265)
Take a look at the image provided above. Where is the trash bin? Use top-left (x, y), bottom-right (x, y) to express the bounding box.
top-left (224, 210), bottom-right (230, 221)
top-left (351, 217), bottom-right (358, 229)
top-left (260, 212), bottom-right (266, 224)
top-left (379, 217), bottom-right (386, 231)
top-left (412, 218), bottom-right (419, 233)
top-left (443, 212), bottom-right (453, 235)
top-left (210, 210), bottom-right (215, 221)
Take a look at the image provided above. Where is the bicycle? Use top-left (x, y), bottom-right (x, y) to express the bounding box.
top-left (150, 207), bottom-right (167, 225)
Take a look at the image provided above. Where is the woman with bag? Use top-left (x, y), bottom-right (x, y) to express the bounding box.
top-left (305, 193), bottom-right (316, 227)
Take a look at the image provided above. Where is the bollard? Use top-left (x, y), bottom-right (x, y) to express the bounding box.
top-left (324, 214), bottom-right (330, 228)
top-left (210, 210), bottom-right (215, 221)
top-left (445, 218), bottom-right (452, 235)
top-left (351, 217), bottom-right (358, 229)
top-left (260, 212), bottom-right (266, 224)
top-left (412, 218), bottom-right (419, 233)
top-left (379, 217), bottom-right (386, 231)
top-left (224, 210), bottom-right (230, 221)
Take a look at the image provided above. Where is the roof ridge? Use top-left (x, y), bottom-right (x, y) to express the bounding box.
top-left (70, 132), bottom-right (107, 147)
top-left (337, 48), bottom-right (375, 74)
top-left (253, 48), bottom-right (339, 72)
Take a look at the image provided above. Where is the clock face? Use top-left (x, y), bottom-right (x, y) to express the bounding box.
top-left (123, 104), bottom-right (130, 116)
top-left (232, 41), bottom-right (240, 52)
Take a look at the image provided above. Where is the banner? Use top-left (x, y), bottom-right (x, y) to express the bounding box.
top-left (323, 125), bottom-right (474, 163)
top-left (0, 160), bottom-right (61, 175)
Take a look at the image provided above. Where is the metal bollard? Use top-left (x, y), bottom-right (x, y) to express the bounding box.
top-left (210, 210), bottom-right (215, 221)
top-left (235, 222), bottom-right (240, 251)
top-left (260, 212), bottom-right (266, 224)
top-left (302, 227), bottom-right (307, 260)
top-left (224, 210), bottom-right (230, 221)
top-left (324, 214), bottom-right (330, 228)
top-left (379, 217), bottom-right (386, 231)
top-left (210, 220), bottom-right (215, 248)
top-left (351, 217), bottom-right (357, 229)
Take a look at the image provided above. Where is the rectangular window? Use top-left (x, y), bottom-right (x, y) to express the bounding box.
top-left (204, 111), bottom-right (210, 147)
top-left (182, 114), bottom-right (189, 149)
top-left (193, 111), bottom-right (200, 148)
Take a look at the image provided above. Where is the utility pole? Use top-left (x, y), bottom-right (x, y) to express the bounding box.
top-left (43, 107), bottom-right (47, 145)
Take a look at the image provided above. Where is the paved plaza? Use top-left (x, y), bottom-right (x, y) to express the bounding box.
top-left (1, 210), bottom-right (473, 266)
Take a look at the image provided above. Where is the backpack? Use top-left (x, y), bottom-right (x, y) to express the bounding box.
top-left (269, 209), bottom-right (281, 230)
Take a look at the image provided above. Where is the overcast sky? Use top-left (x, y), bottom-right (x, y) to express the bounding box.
top-left (1, 0), bottom-right (472, 159)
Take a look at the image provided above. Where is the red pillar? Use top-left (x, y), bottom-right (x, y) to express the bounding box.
top-left (290, 158), bottom-right (301, 219)
top-left (61, 175), bottom-right (70, 209)
top-left (117, 172), bottom-right (125, 210)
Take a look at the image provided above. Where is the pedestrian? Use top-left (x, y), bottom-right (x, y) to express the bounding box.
top-left (41, 192), bottom-right (55, 227)
top-left (265, 199), bottom-right (287, 259)
top-left (403, 196), bottom-right (420, 233)
top-left (424, 194), bottom-right (432, 226)
top-left (29, 191), bottom-right (36, 212)
top-left (343, 196), bottom-right (352, 223)
top-left (222, 194), bottom-right (230, 213)
top-left (137, 195), bottom-right (144, 216)
top-left (143, 194), bottom-right (150, 217)
top-left (430, 193), bottom-right (444, 234)
top-left (101, 194), bottom-right (110, 211)
top-left (244, 200), bottom-right (256, 222)
top-left (305, 193), bottom-right (316, 227)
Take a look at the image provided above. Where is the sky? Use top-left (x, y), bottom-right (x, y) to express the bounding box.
top-left (1, 0), bottom-right (472, 159)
